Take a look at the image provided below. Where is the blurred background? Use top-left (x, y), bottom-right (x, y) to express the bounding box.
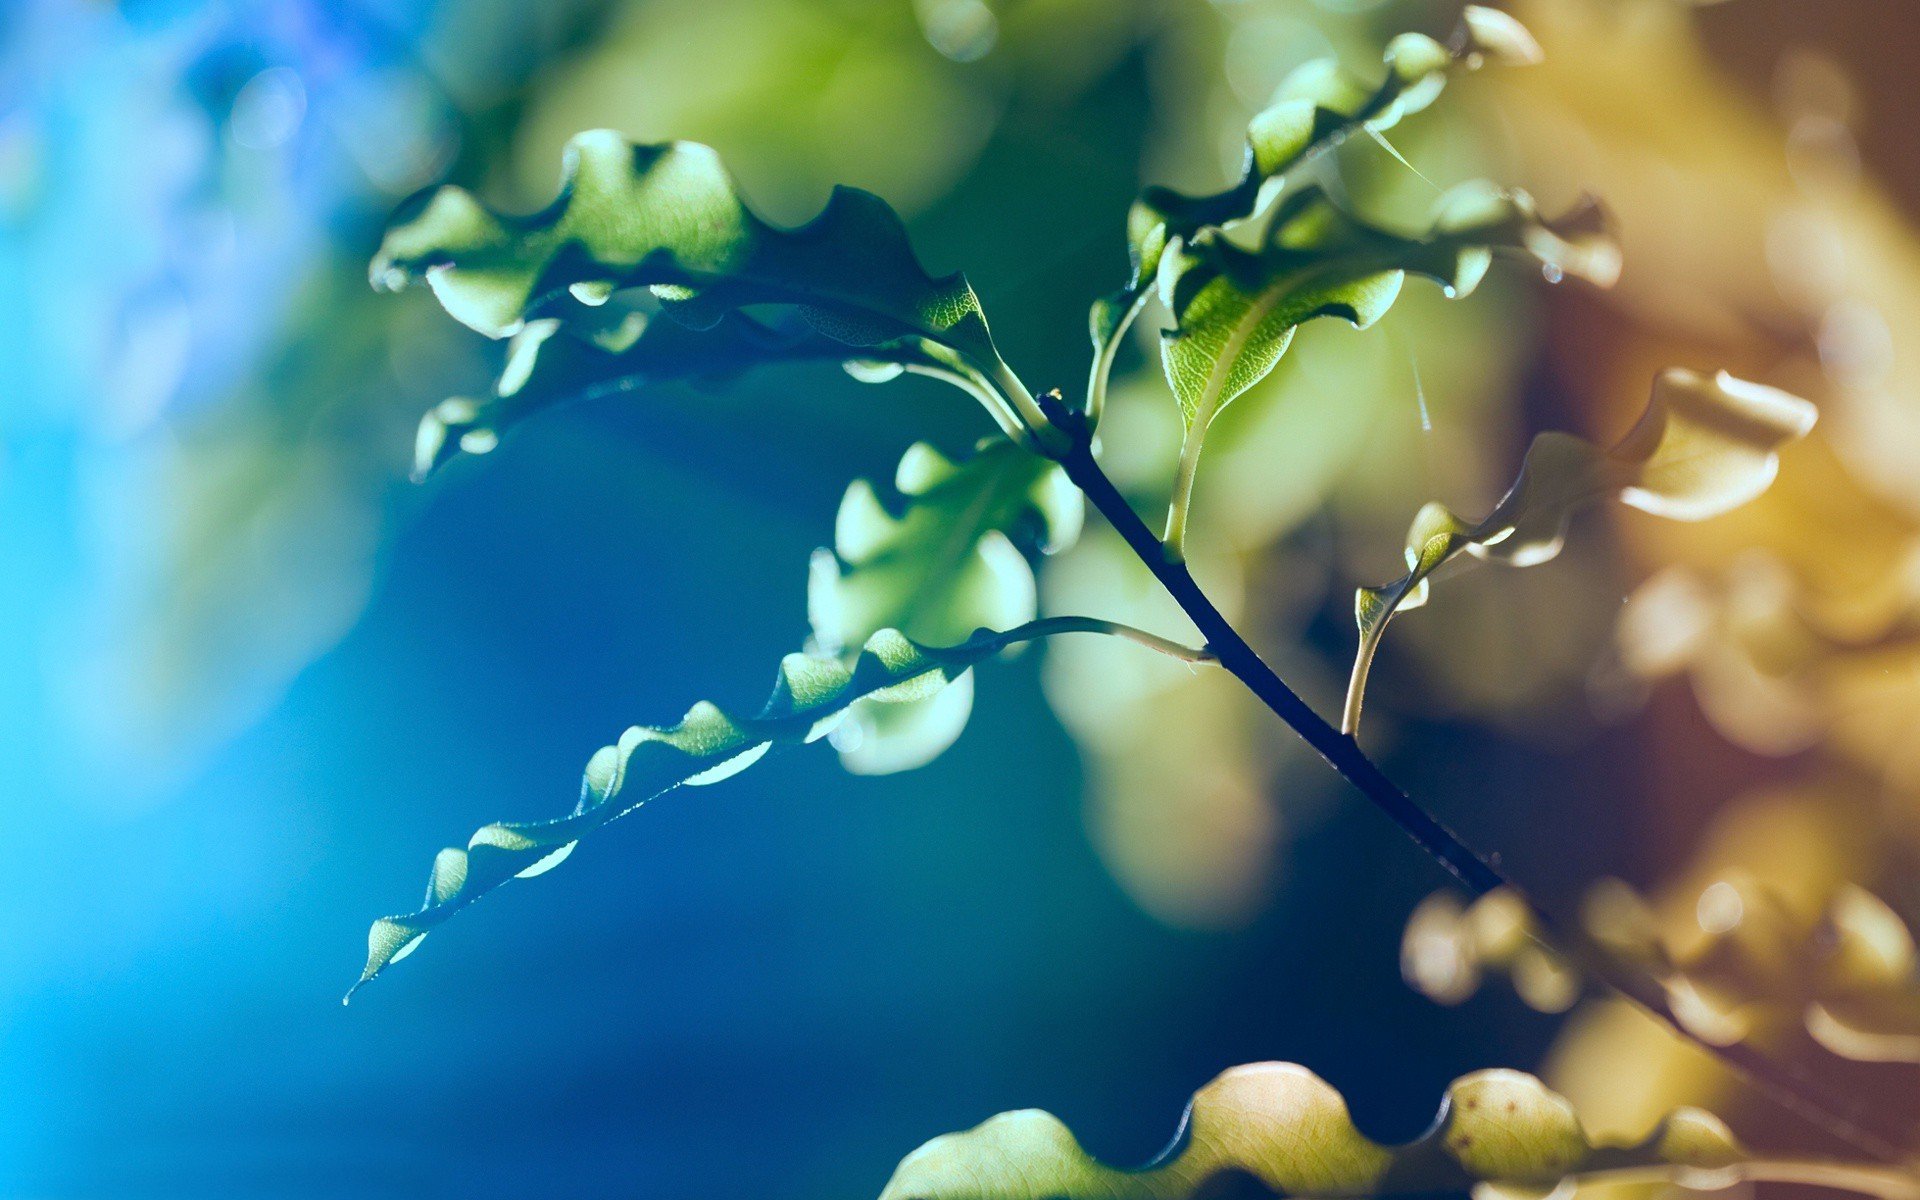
top-left (7, 0), bottom-right (1920, 1195)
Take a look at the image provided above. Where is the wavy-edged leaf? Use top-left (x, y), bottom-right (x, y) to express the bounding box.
top-left (811, 440), bottom-right (1082, 653)
top-left (831, 667), bottom-right (977, 777)
top-left (351, 624), bottom-right (1059, 999)
top-left (1160, 183), bottom-right (1616, 438)
top-left (809, 438), bottom-right (1083, 774)
top-left (881, 1060), bottom-right (1903, 1200)
top-left (374, 130), bottom-right (1047, 440)
top-left (1404, 878), bottom-right (1920, 1064)
top-left (1343, 368), bottom-right (1817, 733)
top-left (414, 306), bottom-right (862, 477)
top-left (1087, 6), bottom-right (1543, 412)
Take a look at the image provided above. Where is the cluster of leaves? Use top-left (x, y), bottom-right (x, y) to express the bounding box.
top-left (1086, 5), bottom-right (1548, 421)
top-left (1083, 7), bottom-right (1622, 559)
top-left (372, 128), bottom-right (1058, 450)
top-left (345, 17), bottom-right (1889, 1198)
top-left (357, 4), bottom-right (1626, 991)
top-left (1403, 879), bottom-right (1920, 1064)
top-left (809, 439), bottom-right (1082, 773)
top-left (879, 1060), bottom-right (1903, 1200)
top-left (333, 4), bottom-right (1920, 1197)
top-left (355, 119), bottom-right (1099, 993)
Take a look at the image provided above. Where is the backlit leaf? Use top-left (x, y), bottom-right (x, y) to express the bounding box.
top-left (809, 438), bottom-right (1083, 773)
top-left (1343, 369), bottom-right (1816, 733)
top-left (1088, 6), bottom-right (1543, 415)
top-left (1160, 184), bottom-right (1616, 438)
top-left (810, 439), bottom-right (1082, 653)
top-left (374, 130), bottom-right (1049, 443)
top-left (878, 1060), bottom-right (1865, 1200)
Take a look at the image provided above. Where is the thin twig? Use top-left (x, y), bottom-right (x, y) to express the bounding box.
top-left (1012, 615), bottom-right (1218, 665)
top-left (1039, 397), bottom-right (1912, 1168)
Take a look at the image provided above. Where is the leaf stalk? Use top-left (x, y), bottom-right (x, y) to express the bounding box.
top-left (1015, 615), bottom-right (1216, 666)
top-left (1162, 424), bottom-right (1206, 562)
top-left (1085, 292), bottom-right (1150, 428)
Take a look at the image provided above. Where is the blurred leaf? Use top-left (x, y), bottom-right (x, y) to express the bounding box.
top-left (1405, 877), bottom-right (1920, 1065)
top-left (1088, 6), bottom-right (1541, 410)
top-left (811, 438), bottom-right (1083, 774)
top-left (834, 667), bottom-right (976, 778)
top-left (1402, 890), bottom-right (1580, 1013)
top-left (879, 1060), bottom-right (1808, 1200)
top-left (1041, 524), bottom-right (1281, 927)
top-left (1614, 551), bottom-right (1920, 764)
top-left (1344, 369), bottom-right (1816, 733)
top-left (513, 0), bottom-right (999, 224)
top-left (374, 131), bottom-right (1044, 439)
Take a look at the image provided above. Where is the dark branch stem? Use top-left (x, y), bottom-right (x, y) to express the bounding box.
top-left (1047, 408), bottom-right (1911, 1167)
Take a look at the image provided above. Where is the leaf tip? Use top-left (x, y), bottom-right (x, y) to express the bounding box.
top-left (1614, 368), bottom-right (1818, 520)
top-left (1457, 6), bottom-right (1544, 67)
top-left (1708, 369), bottom-right (1819, 438)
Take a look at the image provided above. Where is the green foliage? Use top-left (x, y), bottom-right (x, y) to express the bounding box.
top-left (1343, 369), bottom-right (1818, 733)
top-left (1159, 184), bottom-right (1613, 438)
top-left (810, 439), bottom-right (1083, 773)
top-left (1154, 183), bottom-right (1616, 555)
top-left (353, 21), bottom-right (1849, 1182)
top-left (1089, 7), bottom-right (1542, 398)
top-left (879, 1060), bottom-right (1813, 1200)
top-left (810, 441), bottom-right (1082, 653)
top-left (373, 129), bottom-right (1057, 447)
top-left (350, 623), bottom-right (1070, 998)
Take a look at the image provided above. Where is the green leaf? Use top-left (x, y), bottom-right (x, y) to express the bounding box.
top-left (1160, 184), bottom-right (1615, 438)
top-left (413, 306), bottom-right (863, 478)
top-left (350, 623), bottom-right (1060, 999)
top-left (809, 438), bottom-right (1083, 774)
top-left (1087, 6), bottom-right (1542, 415)
top-left (1342, 368), bottom-right (1816, 733)
top-left (352, 615), bottom-right (1210, 996)
top-left (810, 440), bottom-right (1082, 653)
top-left (1155, 184), bottom-right (1615, 557)
top-left (879, 1060), bottom-right (1865, 1200)
top-left (373, 130), bottom-right (1052, 444)
top-left (833, 668), bottom-right (977, 778)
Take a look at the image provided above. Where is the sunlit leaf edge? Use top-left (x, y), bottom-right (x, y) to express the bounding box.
top-left (1342, 369), bottom-right (1817, 733)
top-left (877, 1059), bottom-right (1837, 1200)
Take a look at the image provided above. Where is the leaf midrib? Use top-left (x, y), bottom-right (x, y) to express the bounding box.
top-left (1184, 267), bottom-right (1303, 434)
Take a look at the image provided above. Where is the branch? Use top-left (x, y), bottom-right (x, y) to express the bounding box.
top-left (1038, 394), bottom-right (1911, 1168)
